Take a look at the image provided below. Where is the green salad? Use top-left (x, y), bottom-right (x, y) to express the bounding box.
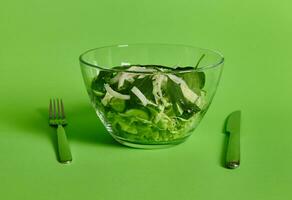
top-left (90, 64), bottom-right (207, 143)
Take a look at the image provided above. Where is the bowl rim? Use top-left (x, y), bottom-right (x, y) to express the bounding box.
top-left (79, 43), bottom-right (224, 74)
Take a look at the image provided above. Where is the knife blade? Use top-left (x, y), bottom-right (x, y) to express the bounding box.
top-left (225, 110), bottom-right (241, 169)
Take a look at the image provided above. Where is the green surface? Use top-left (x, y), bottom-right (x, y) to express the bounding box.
top-left (1, 0), bottom-right (292, 199)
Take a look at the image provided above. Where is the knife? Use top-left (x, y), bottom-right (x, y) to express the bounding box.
top-left (225, 110), bottom-right (241, 169)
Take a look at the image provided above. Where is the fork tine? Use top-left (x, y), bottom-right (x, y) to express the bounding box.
top-left (60, 99), bottom-right (66, 119)
top-left (49, 99), bottom-right (53, 119)
top-left (57, 98), bottom-right (61, 119)
top-left (53, 99), bottom-right (56, 119)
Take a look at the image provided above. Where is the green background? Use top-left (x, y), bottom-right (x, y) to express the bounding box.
top-left (1, 0), bottom-right (291, 199)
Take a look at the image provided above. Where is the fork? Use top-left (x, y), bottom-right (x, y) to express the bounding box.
top-left (49, 98), bottom-right (72, 164)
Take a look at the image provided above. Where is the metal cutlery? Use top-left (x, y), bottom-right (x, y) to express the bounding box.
top-left (49, 99), bottom-right (72, 164)
top-left (225, 110), bottom-right (241, 169)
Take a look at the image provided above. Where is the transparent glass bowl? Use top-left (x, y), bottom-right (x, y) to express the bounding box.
top-left (80, 44), bottom-right (224, 148)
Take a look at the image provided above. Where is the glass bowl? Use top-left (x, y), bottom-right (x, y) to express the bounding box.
top-left (79, 44), bottom-right (224, 148)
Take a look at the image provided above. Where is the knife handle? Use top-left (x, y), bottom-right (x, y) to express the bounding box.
top-left (226, 131), bottom-right (240, 169)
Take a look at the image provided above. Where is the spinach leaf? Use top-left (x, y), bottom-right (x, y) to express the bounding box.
top-left (166, 78), bottom-right (200, 119)
top-left (178, 71), bottom-right (205, 89)
top-left (131, 76), bottom-right (155, 101)
top-left (91, 70), bottom-right (113, 94)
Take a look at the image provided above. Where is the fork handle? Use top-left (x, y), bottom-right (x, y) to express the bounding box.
top-left (57, 125), bottom-right (72, 163)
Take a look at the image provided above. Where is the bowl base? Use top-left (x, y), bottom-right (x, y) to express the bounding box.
top-left (111, 135), bottom-right (190, 149)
